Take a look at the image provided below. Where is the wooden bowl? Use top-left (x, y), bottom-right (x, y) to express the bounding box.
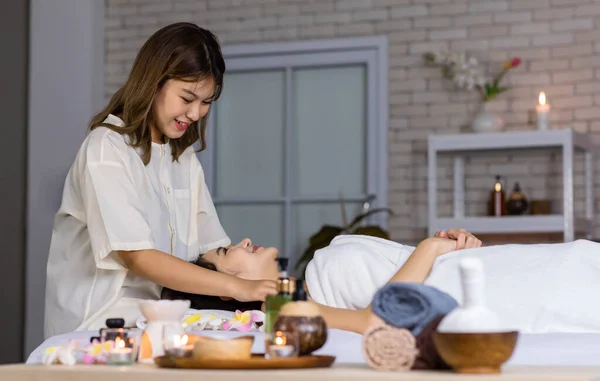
top-left (192, 335), bottom-right (254, 361)
top-left (433, 331), bottom-right (519, 374)
top-left (273, 301), bottom-right (328, 355)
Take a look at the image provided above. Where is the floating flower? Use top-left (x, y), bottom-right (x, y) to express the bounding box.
top-left (82, 339), bottom-right (113, 364)
top-left (183, 314), bottom-right (202, 326)
top-left (222, 310), bottom-right (264, 332)
top-left (198, 314), bottom-right (224, 330)
top-left (42, 341), bottom-right (78, 366)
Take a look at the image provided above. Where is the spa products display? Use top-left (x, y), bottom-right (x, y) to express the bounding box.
top-left (154, 334), bottom-right (335, 370)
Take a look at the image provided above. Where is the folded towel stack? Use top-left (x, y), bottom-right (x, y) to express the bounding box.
top-left (363, 282), bottom-right (458, 371)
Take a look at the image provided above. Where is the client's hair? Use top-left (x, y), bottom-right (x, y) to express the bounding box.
top-left (160, 255), bottom-right (263, 312)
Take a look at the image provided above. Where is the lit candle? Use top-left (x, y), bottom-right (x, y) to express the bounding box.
top-left (267, 332), bottom-right (295, 358)
top-left (107, 337), bottom-right (133, 364)
top-left (165, 334), bottom-right (193, 358)
top-left (536, 91), bottom-right (550, 130)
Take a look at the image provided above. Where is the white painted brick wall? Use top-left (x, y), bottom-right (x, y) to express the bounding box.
top-left (105, 0), bottom-right (600, 244)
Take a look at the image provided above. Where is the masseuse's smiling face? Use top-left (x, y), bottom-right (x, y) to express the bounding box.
top-left (203, 238), bottom-right (280, 281)
top-left (151, 78), bottom-right (215, 143)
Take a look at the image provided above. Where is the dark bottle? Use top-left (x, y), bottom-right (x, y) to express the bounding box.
top-left (293, 278), bottom-right (307, 301)
top-left (488, 175), bottom-right (506, 216)
top-left (506, 182), bottom-right (529, 215)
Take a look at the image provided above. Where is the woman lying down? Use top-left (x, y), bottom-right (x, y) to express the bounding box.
top-left (163, 232), bottom-right (600, 335)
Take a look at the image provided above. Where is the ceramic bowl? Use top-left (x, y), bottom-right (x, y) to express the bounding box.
top-left (433, 331), bottom-right (519, 374)
top-left (139, 300), bottom-right (190, 321)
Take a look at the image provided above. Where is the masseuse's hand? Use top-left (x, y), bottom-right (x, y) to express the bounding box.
top-left (234, 278), bottom-right (278, 302)
top-left (435, 228), bottom-right (482, 250)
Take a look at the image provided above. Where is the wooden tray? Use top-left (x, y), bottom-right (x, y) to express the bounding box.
top-left (154, 354), bottom-right (336, 370)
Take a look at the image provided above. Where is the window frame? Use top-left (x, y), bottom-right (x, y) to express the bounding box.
top-left (199, 36), bottom-right (389, 258)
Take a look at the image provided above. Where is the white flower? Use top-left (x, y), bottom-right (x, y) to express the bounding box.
top-left (476, 74), bottom-right (486, 86)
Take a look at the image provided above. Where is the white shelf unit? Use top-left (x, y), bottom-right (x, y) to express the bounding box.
top-left (427, 129), bottom-right (598, 242)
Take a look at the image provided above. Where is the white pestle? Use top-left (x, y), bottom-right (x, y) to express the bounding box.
top-left (437, 257), bottom-right (505, 333)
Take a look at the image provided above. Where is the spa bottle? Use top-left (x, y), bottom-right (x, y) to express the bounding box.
top-left (437, 257), bottom-right (502, 333)
top-left (488, 175), bottom-right (506, 217)
top-left (265, 257), bottom-right (294, 334)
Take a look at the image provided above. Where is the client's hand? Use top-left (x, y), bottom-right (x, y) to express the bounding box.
top-left (426, 237), bottom-right (462, 257)
top-left (234, 278), bottom-right (278, 302)
top-left (434, 228), bottom-right (482, 249)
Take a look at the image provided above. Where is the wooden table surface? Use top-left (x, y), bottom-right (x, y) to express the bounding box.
top-left (2, 363), bottom-right (600, 381)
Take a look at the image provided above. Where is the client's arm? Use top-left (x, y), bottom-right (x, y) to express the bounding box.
top-left (314, 237), bottom-right (457, 334)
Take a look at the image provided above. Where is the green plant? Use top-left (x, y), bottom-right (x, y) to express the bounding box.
top-left (295, 198), bottom-right (393, 276)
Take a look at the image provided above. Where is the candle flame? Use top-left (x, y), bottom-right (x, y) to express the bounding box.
top-left (539, 91), bottom-right (546, 105)
top-left (115, 337), bottom-right (125, 349)
top-left (173, 334), bottom-right (189, 347)
top-left (274, 331), bottom-right (287, 346)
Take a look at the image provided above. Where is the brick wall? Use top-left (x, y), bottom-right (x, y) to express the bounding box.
top-left (105, 0), bottom-right (600, 245)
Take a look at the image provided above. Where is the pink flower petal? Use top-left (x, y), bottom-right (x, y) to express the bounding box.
top-left (82, 354), bottom-right (96, 365)
top-left (236, 322), bottom-right (253, 332)
top-left (222, 321), bottom-right (232, 331)
top-left (250, 311), bottom-right (265, 323)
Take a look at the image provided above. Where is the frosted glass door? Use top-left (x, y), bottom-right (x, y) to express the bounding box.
top-left (212, 69), bottom-right (285, 246)
top-left (293, 65), bottom-right (366, 197)
top-left (291, 65), bottom-right (367, 262)
top-left (214, 70), bottom-right (285, 199)
top-left (204, 41), bottom-right (387, 277)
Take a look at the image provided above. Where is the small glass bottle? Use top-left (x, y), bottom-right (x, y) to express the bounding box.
top-left (488, 175), bottom-right (506, 216)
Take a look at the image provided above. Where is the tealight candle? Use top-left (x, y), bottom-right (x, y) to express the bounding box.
top-left (164, 334), bottom-right (193, 358)
top-left (536, 91), bottom-right (550, 130)
top-left (266, 331), bottom-right (298, 359)
top-left (107, 337), bottom-right (134, 365)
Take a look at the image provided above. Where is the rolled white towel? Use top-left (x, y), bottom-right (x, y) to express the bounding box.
top-left (305, 235), bottom-right (415, 310)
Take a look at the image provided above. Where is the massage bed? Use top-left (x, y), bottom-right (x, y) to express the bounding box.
top-left (23, 237), bottom-right (600, 375)
top-left (25, 328), bottom-right (600, 367)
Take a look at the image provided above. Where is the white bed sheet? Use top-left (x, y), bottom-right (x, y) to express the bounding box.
top-left (26, 329), bottom-right (600, 367)
top-left (307, 237), bottom-right (600, 335)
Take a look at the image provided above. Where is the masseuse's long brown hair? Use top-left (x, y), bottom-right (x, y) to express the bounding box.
top-left (89, 22), bottom-right (226, 164)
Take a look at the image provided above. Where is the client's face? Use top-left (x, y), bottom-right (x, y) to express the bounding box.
top-left (202, 238), bottom-right (280, 281)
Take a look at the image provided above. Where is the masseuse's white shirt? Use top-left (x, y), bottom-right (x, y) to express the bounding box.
top-left (44, 114), bottom-right (230, 338)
